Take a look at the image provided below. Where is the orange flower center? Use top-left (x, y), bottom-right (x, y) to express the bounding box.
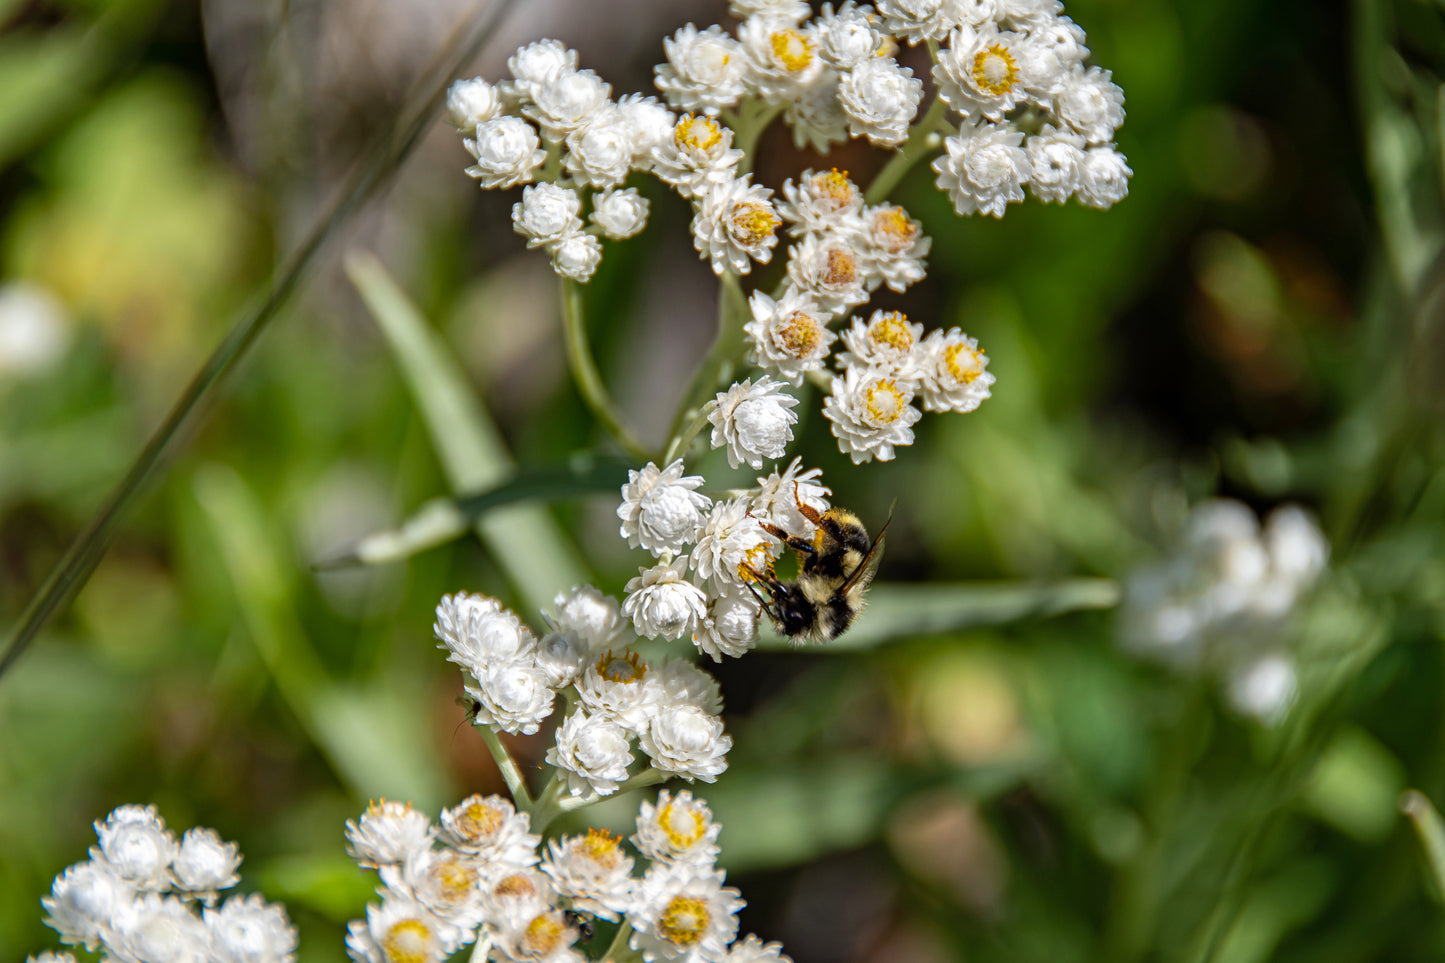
top-left (869, 312), bottom-right (914, 353)
top-left (730, 202), bottom-right (781, 246)
top-left (872, 207), bottom-right (919, 253)
top-left (776, 311), bottom-right (823, 358)
top-left (659, 802), bottom-right (707, 848)
top-left (821, 247), bottom-right (859, 287)
top-left (579, 828), bottom-right (623, 868)
top-left (812, 168), bottom-right (858, 212)
top-left (382, 920), bottom-right (432, 963)
top-left (945, 342), bottom-right (984, 384)
top-left (597, 649), bottom-right (647, 684)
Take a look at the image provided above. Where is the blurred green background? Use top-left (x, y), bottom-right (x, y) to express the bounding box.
top-left (3, 0), bottom-right (1445, 960)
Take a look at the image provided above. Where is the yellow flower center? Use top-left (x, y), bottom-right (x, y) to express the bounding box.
top-left (597, 649), bottom-right (647, 684)
top-left (770, 29), bottom-right (815, 73)
top-left (869, 312), bottom-right (914, 353)
top-left (863, 379), bottom-right (906, 426)
top-left (812, 169), bottom-right (858, 212)
top-left (945, 342), bottom-right (984, 384)
top-left (457, 800), bottom-right (503, 840)
top-left (494, 873), bottom-right (536, 899)
top-left (579, 827), bottom-right (623, 868)
top-left (675, 114), bottom-right (723, 152)
top-left (821, 246), bottom-right (859, 287)
top-left (382, 920), bottom-right (432, 963)
top-left (730, 202), bottom-right (781, 246)
top-left (776, 311), bottom-right (823, 359)
top-left (521, 912), bottom-right (567, 956)
top-left (871, 206), bottom-right (919, 254)
top-left (659, 895), bottom-right (711, 946)
top-left (432, 857), bottom-right (475, 903)
top-left (972, 43), bottom-right (1019, 96)
top-left (735, 543), bottom-right (774, 583)
top-left (659, 802), bottom-right (706, 848)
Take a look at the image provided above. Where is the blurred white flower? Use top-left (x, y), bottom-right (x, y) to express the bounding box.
top-left (632, 790), bottom-right (722, 869)
top-left (816, 2), bottom-right (886, 68)
top-left (629, 865), bottom-right (741, 961)
top-left (725, 935), bottom-right (793, 963)
top-left (379, 847), bottom-right (486, 934)
top-left (345, 801), bottom-right (433, 869)
top-left (615, 94), bottom-right (677, 170)
top-left (730, 0), bottom-right (812, 22)
top-left (1226, 654), bottom-right (1298, 727)
top-left (1055, 64), bottom-right (1126, 145)
top-left (92, 805), bottom-right (177, 893)
top-left (43, 860), bottom-right (133, 950)
top-left (437, 795), bottom-right (539, 871)
top-left (578, 649), bottom-right (662, 733)
top-left (1026, 126), bottom-right (1086, 203)
top-left (739, 19), bottom-right (823, 101)
top-left (564, 108), bottom-right (636, 189)
top-left (1075, 145), bottom-right (1132, 209)
top-left (446, 77), bottom-right (501, 129)
top-left (105, 894), bottom-right (210, 963)
top-left (171, 829), bottom-right (241, 900)
top-left (857, 203), bottom-right (931, 293)
top-left (541, 829), bottom-right (635, 920)
top-left (344, 897), bottom-right (461, 963)
top-left (876, 0), bottom-right (951, 45)
top-left (502, 39), bottom-right (579, 106)
top-left (205, 894), bottom-right (297, 963)
top-left (433, 593), bottom-right (537, 677)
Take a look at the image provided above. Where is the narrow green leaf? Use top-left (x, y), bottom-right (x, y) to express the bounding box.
top-left (346, 252), bottom-right (588, 614)
top-left (1401, 789), bottom-right (1445, 904)
top-left (755, 578), bottom-right (1120, 651)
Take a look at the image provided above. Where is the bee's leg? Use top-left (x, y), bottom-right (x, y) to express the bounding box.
top-left (739, 565), bottom-right (782, 620)
top-left (757, 518), bottom-right (817, 556)
top-left (792, 481), bottom-right (825, 526)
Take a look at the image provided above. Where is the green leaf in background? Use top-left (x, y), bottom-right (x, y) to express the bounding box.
top-left (1401, 789), bottom-right (1445, 905)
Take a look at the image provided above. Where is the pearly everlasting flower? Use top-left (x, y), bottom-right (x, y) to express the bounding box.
top-left (479, 869), bottom-right (557, 933)
top-left (933, 25), bottom-right (1027, 121)
top-left (730, 0), bottom-right (812, 22)
top-left (205, 894), bottom-right (298, 963)
top-left (379, 847), bottom-right (487, 934)
top-left (633, 791), bottom-right (722, 869)
top-left (171, 828), bottom-right (241, 900)
top-left (615, 94), bottom-right (677, 170)
top-left (777, 168), bottom-right (865, 238)
top-left (578, 649), bottom-right (662, 732)
top-left (564, 109), bottom-right (636, 189)
top-left (856, 204), bottom-right (931, 292)
top-left (750, 458), bottom-right (831, 537)
top-left (106, 893), bottom-right (210, 963)
top-left (997, 0), bottom-right (1064, 21)
top-left (693, 589), bottom-right (761, 662)
top-left (618, 459), bottom-right (712, 557)
top-left (464, 116), bottom-right (547, 190)
top-left (691, 176), bottom-right (782, 276)
top-left (345, 801), bottom-right (433, 868)
top-left (491, 907), bottom-right (583, 963)
top-left (1025, 126), bottom-right (1086, 203)
top-left (837, 310), bottom-right (926, 383)
top-left (652, 114), bottom-right (746, 200)
top-left (536, 632), bottom-right (588, 689)
top-left (1226, 653), bottom-right (1298, 726)
top-left (709, 377), bottom-right (800, 470)
top-left (1075, 145), bottom-right (1131, 209)
top-left (547, 584), bottom-right (626, 653)
top-left (743, 288), bottom-right (837, 386)
top-left (1054, 64), bottom-right (1126, 145)
top-left (630, 865), bottom-right (742, 961)
top-left (785, 233), bottom-right (870, 316)
top-left (525, 69), bottom-right (612, 143)
top-left (591, 188), bottom-right (651, 239)
top-left (691, 498), bottom-right (777, 596)
top-left (738, 19), bottom-right (823, 101)
top-left (434, 593), bottom-right (537, 676)
top-left (545, 709), bottom-right (635, 798)
top-left (641, 705), bottom-right (732, 783)
top-left (726, 935), bottom-right (793, 963)
top-left (345, 897), bottom-right (461, 963)
top-left (446, 78), bottom-right (501, 129)
top-left (551, 231), bottom-right (604, 282)
top-left (817, 2), bottom-right (886, 68)
top-left (92, 805), bottom-right (177, 892)
top-left (655, 24), bottom-right (748, 114)
top-left (822, 365), bottom-right (923, 464)
top-left (542, 829), bottom-right (635, 920)
top-left (651, 659), bottom-right (724, 715)
top-left (932, 123), bottom-right (1031, 218)
top-left (915, 328), bottom-right (995, 413)
top-left (28, 953), bottom-right (77, 963)
top-left (624, 561), bottom-right (711, 642)
top-left (503, 39), bottom-right (579, 106)
top-left (437, 795), bottom-right (539, 870)
top-left (781, 69), bottom-right (852, 154)
top-left (947, 0), bottom-right (1001, 25)
top-left (43, 860), bottom-right (134, 950)
top-left (1263, 506), bottom-right (1329, 588)
top-left (837, 57), bottom-right (922, 148)
top-left (467, 662), bottom-right (556, 736)
top-left (512, 184), bottom-right (584, 250)
top-left (876, 0), bottom-right (951, 45)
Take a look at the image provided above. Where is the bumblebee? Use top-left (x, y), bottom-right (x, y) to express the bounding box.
top-left (745, 489), bottom-right (892, 643)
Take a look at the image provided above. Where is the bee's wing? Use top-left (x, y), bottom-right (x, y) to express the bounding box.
top-left (839, 504), bottom-right (894, 597)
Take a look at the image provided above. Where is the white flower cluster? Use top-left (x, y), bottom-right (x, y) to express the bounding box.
top-left (1119, 500), bottom-right (1331, 725)
top-left (344, 791), bottom-right (789, 963)
top-left (435, 586), bottom-right (733, 794)
top-left (618, 457), bottom-right (832, 658)
top-left (34, 804), bottom-right (296, 963)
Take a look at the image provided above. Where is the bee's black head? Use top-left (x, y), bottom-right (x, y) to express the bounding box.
top-left (772, 585), bottom-right (816, 639)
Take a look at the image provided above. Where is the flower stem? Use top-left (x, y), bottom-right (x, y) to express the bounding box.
top-left (864, 46), bottom-right (951, 205)
top-left (663, 272), bottom-right (751, 451)
top-left (602, 920), bottom-right (637, 961)
top-left (560, 277), bottom-right (652, 462)
top-left (663, 401), bottom-right (718, 465)
top-left (730, 97), bottom-right (785, 174)
top-left (477, 725), bottom-right (535, 812)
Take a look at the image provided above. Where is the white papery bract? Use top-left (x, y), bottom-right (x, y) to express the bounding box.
top-left (549, 231), bottom-right (604, 282)
top-left (491, 907), bottom-right (583, 963)
top-left (817, 2), bottom-right (886, 68)
top-left (877, 0), bottom-right (951, 45)
top-left (591, 188), bottom-right (651, 239)
top-left (547, 584), bottom-right (627, 653)
top-left (693, 589), bottom-right (762, 662)
top-left (785, 233), bottom-right (870, 315)
top-left (653, 114), bottom-right (745, 200)
top-left (837, 310), bottom-right (926, 383)
top-left (105, 893), bottom-right (211, 963)
top-left (710, 376), bottom-right (801, 470)
top-left (823, 365), bottom-right (923, 464)
top-left (933, 123), bottom-right (1031, 217)
top-left (916, 327), bottom-right (995, 413)
top-left (205, 894), bottom-right (299, 963)
top-left (577, 649), bottom-right (662, 733)
top-left (479, 868), bottom-right (556, 934)
top-left (629, 865), bottom-right (743, 962)
top-left (1076, 145), bottom-right (1132, 209)
top-left (525, 68), bottom-right (611, 143)
top-left (618, 459), bottom-right (712, 557)
top-left (503, 39), bottom-right (579, 106)
top-left (27, 953), bottom-right (77, 963)
top-left (750, 457), bottom-right (831, 537)
top-left (564, 108), bottom-right (635, 189)
top-left (512, 183), bottom-right (583, 250)
top-left (346, 801), bottom-right (433, 869)
top-left (92, 805), bottom-right (178, 893)
top-left (463, 116), bottom-right (546, 190)
top-left (777, 168), bottom-right (864, 238)
top-left (468, 661), bottom-right (556, 736)
top-left (857, 204), bottom-right (931, 292)
top-left (624, 561), bottom-right (711, 641)
top-left (1226, 653), bottom-right (1299, 726)
top-left (542, 829), bottom-right (636, 920)
top-left (640, 705), bottom-right (733, 783)
top-left (43, 860), bottom-right (134, 949)
top-left (655, 24), bottom-right (748, 114)
top-left (1054, 64), bottom-right (1126, 145)
top-left (446, 77), bottom-right (501, 129)
top-left (653, 659), bottom-right (724, 715)
top-left (725, 935), bottom-right (794, 963)
top-left (691, 176), bottom-right (782, 276)
top-left (781, 69), bottom-right (852, 153)
top-left (616, 94), bottom-right (677, 170)
top-left (345, 897), bottom-right (461, 963)
top-left (545, 709), bottom-right (635, 798)
top-left (536, 632), bottom-right (589, 689)
top-left (731, 0), bottom-right (812, 22)
top-left (438, 795), bottom-right (540, 871)
top-left (379, 847), bottom-right (487, 935)
top-left (633, 790), bottom-right (722, 869)
top-left (691, 497), bottom-right (777, 596)
top-left (837, 57), bottom-right (922, 148)
top-left (434, 593), bottom-right (537, 677)
top-left (1026, 125), bottom-right (1086, 203)
top-left (171, 828), bottom-right (241, 900)
top-left (743, 288), bottom-right (837, 386)
top-left (933, 25), bottom-right (1027, 121)
top-left (739, 19), bottom-right (823, 101)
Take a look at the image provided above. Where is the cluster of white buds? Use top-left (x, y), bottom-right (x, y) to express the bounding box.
top-left (1119, 500), bottom-right (1331, 724)
top-left (344, 791), bottom-right (789, 963)
top-left (435, 586), bottom-right (733, 794)
top-left (33, 805), bottom-right (296, 963)
top-left (618, 456), bottom-right (832, 657)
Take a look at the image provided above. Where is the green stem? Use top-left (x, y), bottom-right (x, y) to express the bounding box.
top-left (477, 726), bottom-right (534, 812)
top-left (602, 921), bottom-right (637, 961)
top-left (864, 46), bottom-right (952, 205)
top-left (663, 272), bottom-right (751, 449)
top-left (1401, 790), bottom-right (1445, 903)
top-left (531, 768), bottom-right (668, 835)
top-left (730, 98), bottom-right (785, 174)
top-left (560, 277), bottom-right (652, 462)
top-left (662, 401), bottom-right (718, 465)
